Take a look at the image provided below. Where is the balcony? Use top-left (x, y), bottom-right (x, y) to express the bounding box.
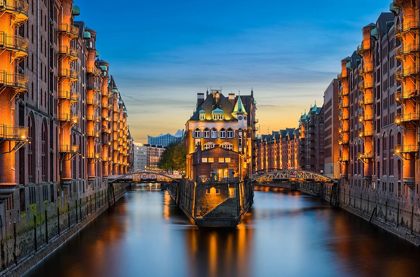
top-left (395, 67), bottom-right (419, 80)
top-left (395, 89), bottom-right (419, 102)
top-left (58, 113), bottom-right (79, 124)
top-left (0, 70), bottom-right (29, 92)
top-left (357, 43), bottom-right (371, 54)
top-left (0, 32), bottom-right (28, 58)
top-left (87, 66), bottom-right (101, 76)
top-left (102, 127), bottom-right (112, 134)
top-left (58, 69), bottom-right (78, 81)
top-left (396, 44), bottom-right (420, 58)
top-left (0, 0), bottom-right (29, 23)
top-left (338, 157), bottom-right (349, 162)
top-left (395, 144), bottom-right (419, 154)
top-left (359, 129), bottom-right (373, 137)
top-left (359, 114), bottom-right (373, 122)
top-left (86, 115), bottom-right (101, 122)
top-left (60, 144), bottom-right (79, 153)
top-left (358, 80), bottom-right (373, 90)
top-left (395, 112), bottom-right (420, 124)
top-left (338, 138), bottom-right (349, 145)
top-left (395, 21), bottom-right (420, 36)
top-left (58, 24), bottom-right (79, 38)
top-left (58, 46), bottom-right (79, 60)
top-left (87, 131), bottom-right (101, 138)
top-left (86, 98), bottom-right (100, 106)
top-left (0, 124), bottom-right (28, 141)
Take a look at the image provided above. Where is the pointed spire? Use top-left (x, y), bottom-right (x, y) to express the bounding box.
top-left (232, 96), bottom-right (247, 116)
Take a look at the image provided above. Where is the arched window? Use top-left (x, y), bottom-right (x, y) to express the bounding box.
top-left (227, 128), bottom-right (234, 138)
top-left (194, 128), bottom-right (200, 138)
top-left (41, 120), bottom-right (48, 182)
top-left (211, 128), bottom-right (217, 138)
top-left (397, 132), bottom-right (402, 145)
top-left (220, 128), bottom-right (226, 138)
top-left (204, 128), bottom-right (210, 138)
top-left (28, 113), bottom-right (36, 183)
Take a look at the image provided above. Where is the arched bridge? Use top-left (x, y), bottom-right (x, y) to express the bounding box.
top-left (108, 171), bottom-right (182, 184)
top-left (252, 170), bottom-right (338, 184)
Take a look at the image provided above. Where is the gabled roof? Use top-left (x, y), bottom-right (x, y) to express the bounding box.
top-left (189, 92), bottom-right (236, 121)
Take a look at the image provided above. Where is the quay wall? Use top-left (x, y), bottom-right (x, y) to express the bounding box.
top-left (287, 182), bottom-right (420, 246)
top-left (0, 181), bottom-right (127, 277)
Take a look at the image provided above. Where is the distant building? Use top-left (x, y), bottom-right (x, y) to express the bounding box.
top-left (133, 143), bottom-right (148, 171)
top-left (133, 143), bottom-right (166, 171)
top-left (298, 103), bottom-right (325, 174)
top-left (147, 130), bottom-right (184, 147)
top-left (323, 79), bottom-right (340, 179)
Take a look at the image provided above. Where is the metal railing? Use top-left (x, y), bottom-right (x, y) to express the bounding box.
top-left (395, 21), bottom-right (420, 35)
top-left (395, 67), bottom-right (420, 79)
top-left (86, 67), bottom-right (101, 76)
top-left (0, 70), bottom-right (28, 90)
top-left (58, 46), bottom-right (79, 58)
top-left (58, 69), bottom-right (78, 80)
top-left (395, 112), bottom-right (420, 124)
top-left (0, 32), bottom-right (28, 54)
top-left (60, 144), bottom-right (79, 153)
top-left (395, 144), bottom-right (419, 153)
top-left (58, 24), bottom-right (79, 37)
top-left (395, 44), bottom-right (420, 57)
top-left (0, 124), bottom-right (28, 140)
top-left (0, 0), bottom-right (29, 17)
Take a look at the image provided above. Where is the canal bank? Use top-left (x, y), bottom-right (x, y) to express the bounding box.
top-left (294, 182), bottom-right (420, 246)
top-left (0, 183), bottom-right (127, 277)
top-left (24, 188), bottom-right (420, 277)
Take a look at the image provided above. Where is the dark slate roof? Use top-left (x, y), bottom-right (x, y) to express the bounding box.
top-left (190, 92), bottom-right (236, 121)
top-left (376, 12), bottom-right (395, 36)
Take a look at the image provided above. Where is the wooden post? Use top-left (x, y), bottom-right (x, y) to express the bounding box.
top-left (45, 210), bottom-right (48, 244)
top-left (33, 215), bottom-right (37, 252)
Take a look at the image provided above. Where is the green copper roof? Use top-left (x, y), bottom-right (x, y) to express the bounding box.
top-left (390, 3), bottom-right (400, 15)
top-left (99, 65), bottom-right (108, 71)
top-left (72, 5), bottom-right (80, 16)
top-left (83, 31), bottom-right (91, 39)
top-left (199, 109), bottom-right (206, 114)
top-left (346, 62), bottom-right (352, 70)
top-left (371, 28), bottom-right (379, 40)
top-left (112, 89), bottom-right (118, 93)
top-left (96, 50), bottom-right (99, 57)
top-left (212, 108), bottom-right (224, 114)
top-left (232, 96), bottom-right (248, 115)
top-left (311, 104), bottom-right (317, 112)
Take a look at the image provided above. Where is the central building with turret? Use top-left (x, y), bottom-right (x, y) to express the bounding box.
top-left (185, 89), bottom-right (257, 182)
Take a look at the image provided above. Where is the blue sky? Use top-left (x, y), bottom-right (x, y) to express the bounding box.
top-left (77, 0), bottom-right (391, 142)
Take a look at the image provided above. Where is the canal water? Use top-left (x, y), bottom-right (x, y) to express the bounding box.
top-left (25, 185), bottom-right (420, 277)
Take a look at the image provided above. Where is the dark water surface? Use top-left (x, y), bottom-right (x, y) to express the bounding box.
top-left (24, 186), bottom-right (420, 277)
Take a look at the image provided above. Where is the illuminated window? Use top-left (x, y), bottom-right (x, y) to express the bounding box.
top-left (221, 143), bottom-right (233, 150)
top-left (199, 114), bottom-right (205, 120)
top-left (219, 158), bottom-right (225, 163)
top-left (204, 143), bottom-right (214, 150)
top-left (194, 128), bottom-right (200, 138)
top-left (211, 128), bottom-right (217, 138)
top-left (208, 158), bottom-right (214, 163)
top-left (227, 128), bottom-right (234, 138)
top-left (202, 158), bottom-right (208, 163)
top-left (204, 128), bottom-right (210, 138)
top-left (225, 158), bottom-right (231, 163)
top-left (220, 128), bottom-right (226, 138)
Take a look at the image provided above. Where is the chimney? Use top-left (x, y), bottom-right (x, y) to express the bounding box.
top-left (228, 93), bottom-right (235, 106)
top-left (197, 93), bottom-right (205, 108)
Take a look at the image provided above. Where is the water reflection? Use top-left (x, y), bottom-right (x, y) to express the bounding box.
top-left (25, 187), bottom-right (420, 277)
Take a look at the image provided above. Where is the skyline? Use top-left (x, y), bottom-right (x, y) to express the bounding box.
top-left (77, 0), bottom-right (391, 142)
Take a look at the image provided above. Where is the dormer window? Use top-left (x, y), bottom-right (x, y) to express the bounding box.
top-left (213, 114), bottom-right (223, 120)
top-left (212, 108), bottom-right (224, 120)
top-left (199, 109), bottom-right (205, 120)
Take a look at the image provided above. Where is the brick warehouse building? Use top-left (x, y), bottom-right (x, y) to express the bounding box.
top-left (0, 0), bottom-right (133, 269)
top-left (334, 1), bottom-right (420, 238)
top-left (254, 128), bottom-right (299, 173)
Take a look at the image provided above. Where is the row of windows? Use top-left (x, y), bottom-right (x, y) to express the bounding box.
top-left (202, 143), bottom-right (234, 151)
top-left (202, 157), bottom-right (231, 163)
top-left (194, 128), bottom-right (240, 139)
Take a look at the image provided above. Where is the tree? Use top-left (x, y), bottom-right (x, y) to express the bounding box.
top-left (158, 142), bottom-right (186, 173)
